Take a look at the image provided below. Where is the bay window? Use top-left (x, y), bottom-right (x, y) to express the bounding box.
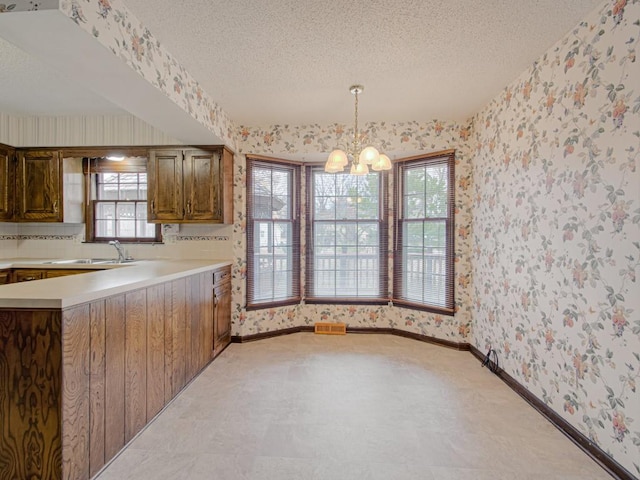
top-left (393, 151), bottom-right (455, 314)
top-left (246, 158), bottom-right (301, 308)
top-left (306, 167), bottom-right (388, 302)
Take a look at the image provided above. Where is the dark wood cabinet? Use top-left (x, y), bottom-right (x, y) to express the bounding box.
top-left (147, 147), bottom-right (233, 224)
top-left (44, 269), bottom-right (91, 278)
top-left (13, 269), bottom-right (45, 282)
top-left (5, 268), bottom-right (100, 284)
top-left (0, 269), bottom-right (11, 285)
top-left (16, 149), bottom-right (63, 222)
top-left (0, 144), bottom-right (14, 220)
top-left (147, 149), bottom-right (183, 222)
top-left (212, 265), bottom-right (231, 357)
top-left (0, 266), bottom-right (225, 479)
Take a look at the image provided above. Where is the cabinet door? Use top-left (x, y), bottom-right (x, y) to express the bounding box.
top-left (45, 269), bottom-right (91, 278)
top-left (220, 147), bottom-right (234, 225)
top-left (183, 149), bottom-right (221, 222)
top-left (213, 280), bottom-right (231, 357)
top-left (16, 150), bottom-right (62, 222)
top-left (13, 269), bottom-right (45, 282)
top-left (0, 269), bottom-right (11, 284)
top-left (0, 145), bottom-right (15, 221)
top-left (147, 149), bottom-right (183, 222)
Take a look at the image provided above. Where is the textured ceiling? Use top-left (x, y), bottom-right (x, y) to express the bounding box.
top-left (0, 0), bottom-right (603, 126)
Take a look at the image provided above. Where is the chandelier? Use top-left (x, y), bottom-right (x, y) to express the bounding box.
top-left (324, 85), bottom-right (391, 175)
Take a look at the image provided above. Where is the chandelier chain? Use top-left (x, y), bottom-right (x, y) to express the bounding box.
top-left (353, 88), bottom-right (359, 160)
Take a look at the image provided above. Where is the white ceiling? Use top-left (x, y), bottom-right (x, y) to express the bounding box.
top-left (0, 36), bottom-right (125, 116)
top-left (0, 0), bottom-right (602, 127)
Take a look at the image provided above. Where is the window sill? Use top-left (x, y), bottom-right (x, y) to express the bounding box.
top-left (305, 298), bottom-right (390, 306)
top-left (391, 299), bottom-right (455, 316)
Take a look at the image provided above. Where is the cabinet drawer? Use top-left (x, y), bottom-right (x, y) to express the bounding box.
top-left (213, 267), bottom-right (231, 286)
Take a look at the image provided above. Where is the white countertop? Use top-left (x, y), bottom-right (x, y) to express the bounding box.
top-left (0, 259), bottom-right (232, 309)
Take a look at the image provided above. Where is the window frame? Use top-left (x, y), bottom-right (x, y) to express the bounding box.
top-left (305, 165), bottom-right (389, 305)
top-left (246, 156), bottom-right (301, 310)
top-left (83, 157), bottom-right (161, 243)
top-left (392, 150), bottom-right (455, 315)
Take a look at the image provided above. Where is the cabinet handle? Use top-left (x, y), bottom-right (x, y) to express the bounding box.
top-left (53, 200), bottom-right (58, 213)
top-left (151, 200), bottom-right (155, 212)
top-left (23, 276), bottom-right (37, 281)
top-left (186, 201), bottom-right (192, 215)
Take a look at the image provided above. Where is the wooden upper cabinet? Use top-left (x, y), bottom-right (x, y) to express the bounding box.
top-left (147, 146), bottom-right (233, 224)
top-left (184, 149), bottom-right (220, 222)
top-left (147, 149), bottom-right (183, 222)
top-left (16, 149), bottom-right (63, 222)
top-left (0, 144), bottom-right (15, 221)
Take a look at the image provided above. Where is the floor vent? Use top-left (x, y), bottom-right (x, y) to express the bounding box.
top-left (314, 322), bottom-right (347, 335)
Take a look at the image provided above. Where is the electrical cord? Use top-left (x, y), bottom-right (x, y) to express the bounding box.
top-left (482, 347), bottom-right (500, 374)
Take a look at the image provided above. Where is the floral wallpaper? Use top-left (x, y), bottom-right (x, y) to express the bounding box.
top-left (232, 120), bottom-right (474, 345)
top-left (0, 0), bottom-right (58, 13)
top-left (1, 0), bottom-right (238, 148)
top-left (3, 0), bottom-right (637, 473)
top-left (472, 0), bottom-right (640, 475)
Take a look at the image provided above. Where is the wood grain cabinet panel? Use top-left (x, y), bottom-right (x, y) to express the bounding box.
top-left (184, 150), bottom-right (221, 222)
top-left (170, 277), bottom-right (187, 396)
top-left (185, 274), bottom-right (201, 379)
top-left (0, 310), bottom-right (62, 480)
top-left (146, 284), bottom-right (166, 421)
top-left (163, 282), bottom-right (175, 404)
top-left (213, 267), bottom-right (232, 358)
top-left (104, 295), bottom-right (126, 461)
top-left (9, 268), bottom-right (97, 283)
top-left (89, 300), bottom-right (107, 477)
top-left (124, 290), bottom-right (147, 443)
top-left (61, 304), bottom-right (91, 480)
top-left (13, 269), bottom-right (45, 282)
top-left (45, 269), bottom-right (92, 278)
top-left (0, 144), bottom-right (14, 221)
top-left (16, 149), bottom-right (62, 222)
top-left (147, 149), bottom-right (183, 222)
top-left (147, 147), bottom-right (233, 224)
top-left (0, 269), bottom-right (11, 284)
top-left (0, 267), bottom-right (221, 479)
top-left (202, 271), bottom-right (214, 364)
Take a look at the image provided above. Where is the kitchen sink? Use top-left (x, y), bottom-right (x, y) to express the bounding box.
top-left (44, 258), bottom-right (121, 265)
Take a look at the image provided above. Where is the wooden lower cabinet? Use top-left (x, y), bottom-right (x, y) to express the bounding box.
top-left (213, 265), bottom-right (232, 358)
top-left (2, 268), bottom-right (101, 284)
top-left (12, 269), bottom-right (45, 282)
top-left (0, 269), bottom-right (10, 284)
top-left (0, 267), bottom-right (229, 480)
top-left (45, 269), bottom-right (91, 278)
top-left (0, 310), bottom-right (62, 480)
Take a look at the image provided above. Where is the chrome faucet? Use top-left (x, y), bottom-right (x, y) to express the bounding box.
top-left (108, 240), bottom-right (126, 263)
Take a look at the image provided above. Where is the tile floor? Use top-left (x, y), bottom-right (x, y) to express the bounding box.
top-left (96, 333), bottom-right (610, 480)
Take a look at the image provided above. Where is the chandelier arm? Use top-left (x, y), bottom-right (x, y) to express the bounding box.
top-left (324, 84), bottom-right (391, 175)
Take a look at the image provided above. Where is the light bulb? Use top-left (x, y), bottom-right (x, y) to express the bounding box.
top-left (325, 162), bottom-right (344, 173)
top-left (350, 162), bottom-right (369, 175)
top-left (359, 146), bottom-right (379, 165)
top-left (371, 153), bottom-right (392, 171)
top-left (328, 149), bottom-right (348, 167)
